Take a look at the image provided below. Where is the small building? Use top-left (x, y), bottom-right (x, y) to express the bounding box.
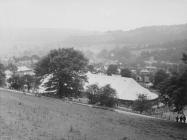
top-left (140, 69), bottom-right (150, 83)
top-left (16, 66), bottom-right (35, 76)
top-left (145, 66), bottom-right (157, 73)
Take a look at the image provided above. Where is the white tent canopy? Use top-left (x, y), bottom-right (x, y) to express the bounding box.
top-left (85, 72), bottom-right (158, 101)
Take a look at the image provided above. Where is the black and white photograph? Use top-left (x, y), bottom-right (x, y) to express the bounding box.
top-left (0, 0), bottom-right (187, 139)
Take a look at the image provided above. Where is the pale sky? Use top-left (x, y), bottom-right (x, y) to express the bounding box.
top-left (0, 0), bottom-right (187, 31)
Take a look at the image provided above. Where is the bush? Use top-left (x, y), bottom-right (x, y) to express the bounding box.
top-left (120, 68), bottom-right (132, 78)
top-left (132, 94), bottom-right (151, 114)
top-left (86, 84), bottom-right (118, 107)
top-left (107, 64), bottom-right (118, 76)
top-left (86, 84), bottom-right (100, 104)
top-left (99, 84), bottom-right (117, 107)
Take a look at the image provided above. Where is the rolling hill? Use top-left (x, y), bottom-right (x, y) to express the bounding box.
top-left (0, 23), bottom-right (187, 57)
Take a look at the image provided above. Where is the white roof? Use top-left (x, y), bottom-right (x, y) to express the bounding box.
top-left (146, 66), bottom-right (157, 69)
top-left (86, 72), bottom-right (158, 100)
top-left (140, 69), bottom-right (149, 73)
top-left (17, 66), bottom-right (32, 72)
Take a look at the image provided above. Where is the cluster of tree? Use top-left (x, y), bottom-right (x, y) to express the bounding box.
top-left (96, 40), bottom-right (187, 69)
top-left (106, 64), bottom-right (132, 78)
top-left (132, 94), bottom-right (151, 114)
top-left (8, 74), bottom-right (36, 91)
top-left (138, 40), bottom-right (187, 64)
top-left (86, 84), bottom-right (118, 107)
top-left (35, 48), bottom-right (88, 98)
top-left (3, 48), bottom-right (88, 99)
top-left (156, 53), bottom-right (187, 112)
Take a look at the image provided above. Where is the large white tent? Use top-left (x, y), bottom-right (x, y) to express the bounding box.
top-left (85, 72), bottom-right (158, 100)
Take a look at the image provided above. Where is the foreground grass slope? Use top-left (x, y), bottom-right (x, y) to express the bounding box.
top-left (0, 89), bottom-right (187, 140)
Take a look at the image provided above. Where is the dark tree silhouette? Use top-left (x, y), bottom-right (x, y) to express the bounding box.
top-left (182, 53), bottom-right (187, 64)
top-left (86, 84), bottom-right (100, 104)
top-left (132, 94), bottom-right (151, 114)
top-left (107, 64), bottom-right (118, 76)
top-left (158, 54), bottom-right (187, 112)
top-left (35, 48), bottom-right (88, 98)
top-left (120, 68), bottom-right (132, 77)
top-left (153, 69), bottom-right (169, 88)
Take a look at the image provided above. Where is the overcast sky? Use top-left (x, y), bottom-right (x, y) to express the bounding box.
top-left (0, 0), bottom-right (187, 31)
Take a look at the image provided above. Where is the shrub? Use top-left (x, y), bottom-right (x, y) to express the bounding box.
top-left (86, 84), bottom-right (100, 104)
top-left (132, 94), bottom-right (151, 114)
top-left (120, 68), bottom-right (132, 78)
top-left (86, 84), bottom-right (118, 107)
top-left (99, 84), bottom-right (118, 107)
top-left (107, 64), bottom-right (118, 76)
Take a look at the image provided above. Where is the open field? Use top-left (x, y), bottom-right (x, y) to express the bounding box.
top-left (0, 89), bottom-right (187, 140)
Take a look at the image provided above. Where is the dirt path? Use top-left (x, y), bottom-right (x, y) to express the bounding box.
top-left (0, 89), bottom-right (187, 140)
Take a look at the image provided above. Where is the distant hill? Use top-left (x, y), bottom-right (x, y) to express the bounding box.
top-left (0, 28), bottom-right (96, 56)
top-left (63, 24), bottom-right (187, 47)
top-left (0, 23), bottom-right (187, 56)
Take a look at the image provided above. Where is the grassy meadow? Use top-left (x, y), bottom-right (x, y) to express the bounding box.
top-left (0, 89), bottom-right (187, 140)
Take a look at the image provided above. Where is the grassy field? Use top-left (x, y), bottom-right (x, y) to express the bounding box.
top-left (0, 89), bottom-right (187, 140)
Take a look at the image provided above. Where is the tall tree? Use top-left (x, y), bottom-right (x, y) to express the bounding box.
top-left (35, 48), bottom-right (88, 98)
top-left (153, 69), bottom-right (169, 88)
top-left (158, 54), bottom-right (187, 112)
top-left (159, 71), bottom-right (187, 112)
top-left (0, 63), bottom-right (5, 87)
top-left (182, 53), bottom-right (187, 64)
top-left (86, 84), bottom-right (100, 104)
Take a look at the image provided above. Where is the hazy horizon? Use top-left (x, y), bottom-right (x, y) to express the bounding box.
top-left (0, 0), bottom-right (187, 57)
top-left (0, 0), bottom-right (187, 31)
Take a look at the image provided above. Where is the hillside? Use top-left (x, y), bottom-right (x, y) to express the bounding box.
top-left (0, 23), bottom-right (187, 57)
top-left (0, 89), bottom-right (187, 140)
top-left (63, 24), bottom-right (187, 47)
